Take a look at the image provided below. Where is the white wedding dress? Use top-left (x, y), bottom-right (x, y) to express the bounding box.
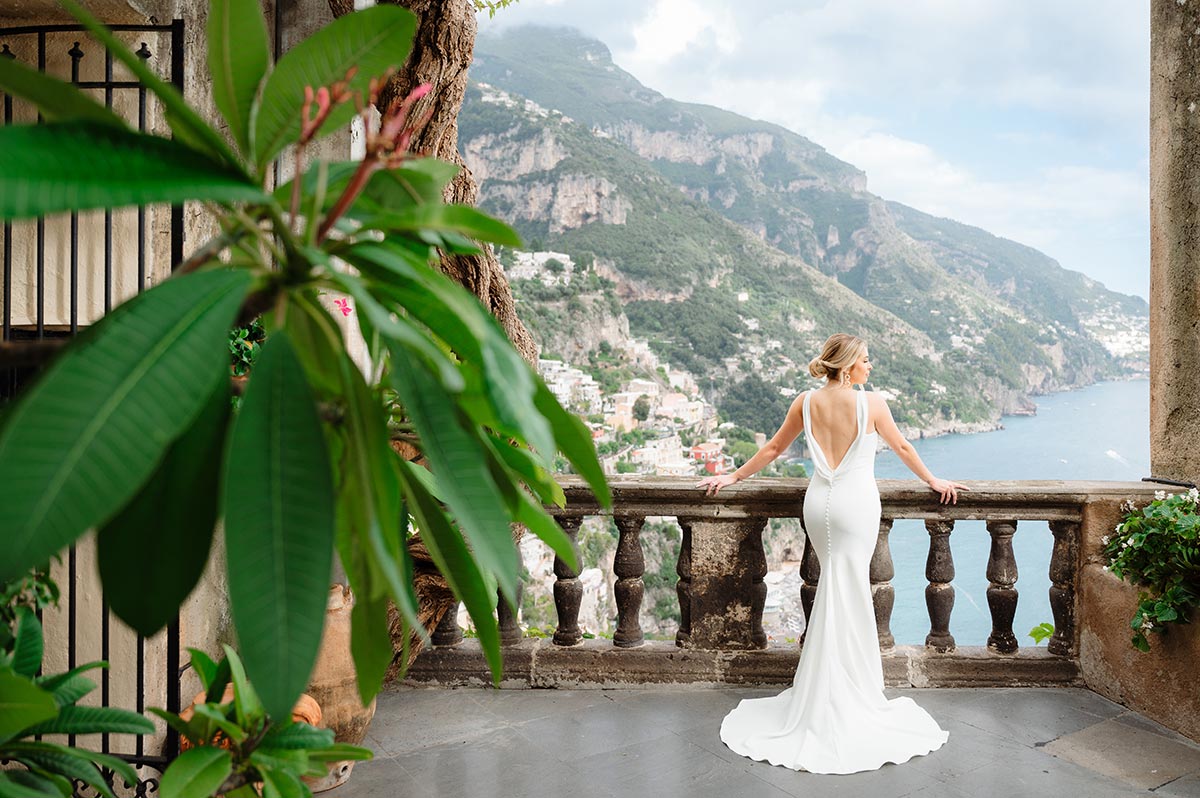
top-left (720, 389), bottom-right (949, 774)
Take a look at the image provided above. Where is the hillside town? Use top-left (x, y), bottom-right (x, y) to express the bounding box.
top-left (538, 355), bottom-right (745, 477)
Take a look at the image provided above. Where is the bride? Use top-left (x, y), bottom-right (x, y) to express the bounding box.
top-left (696, 333), bottom-right (966, 774)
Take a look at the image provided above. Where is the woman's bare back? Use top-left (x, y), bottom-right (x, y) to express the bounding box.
top-left (805, 388), bottom-right (871, 470)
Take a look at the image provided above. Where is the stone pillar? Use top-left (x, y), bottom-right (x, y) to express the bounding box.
top-left (551, 515), bottom-right (583, 647)
top-left (1047, 520), bottom-right (1078, 657)
top-left (612, 516), bottom-right (646, 648)
top-left (985, 519), bottom-right (1019, 654)
top-left (1150, 0), bottom-right (1200, 485)
top-left (924, 519), bottom-right (956, 653)
top-left (677, 517), bottom-right (768, 650)
top-left (675, 518), bottom-right (693, 647)
top-left (799, 520), bottom-right (820, 646)
top-left (431, 603), bottom-right (462, 647)
top-left (869, 518), bottom-right (895, 652)
top-left (497, 584), bottom-right (523, 647)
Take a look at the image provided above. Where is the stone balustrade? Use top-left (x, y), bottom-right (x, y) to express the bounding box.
top-left (407, 477), bottom-right (1159, 689)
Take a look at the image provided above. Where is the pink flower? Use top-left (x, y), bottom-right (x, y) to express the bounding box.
top-left (333, 298), bottom-right (353, 317)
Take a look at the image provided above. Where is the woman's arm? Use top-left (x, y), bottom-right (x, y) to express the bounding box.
top-left (697, 392), bottom-right (806, 495)
top-left (869, 393), bottom-right (968, 504)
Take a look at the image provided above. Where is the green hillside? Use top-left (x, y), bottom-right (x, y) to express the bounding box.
top-left (461, 27), bottom-right (1148, 433)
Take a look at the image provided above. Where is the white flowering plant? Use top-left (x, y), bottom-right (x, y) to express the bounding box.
top-left (1104, 488), bottom-right (1200, 652)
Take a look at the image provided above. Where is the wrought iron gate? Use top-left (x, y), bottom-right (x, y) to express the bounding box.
top-left (0, 21), bottom-right (186, 796)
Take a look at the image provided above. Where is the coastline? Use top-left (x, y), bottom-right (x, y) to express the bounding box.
top-left (892, 376), bottom-right (1149, 445)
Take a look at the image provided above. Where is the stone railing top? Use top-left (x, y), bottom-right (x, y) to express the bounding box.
top-left (552, 476), bottom-right (1160, 521)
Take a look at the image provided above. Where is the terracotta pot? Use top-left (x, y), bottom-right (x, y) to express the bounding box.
top-left (302, 585), bottom-right (378, 793)
top-left (179, 686), bottom-right (322, 751)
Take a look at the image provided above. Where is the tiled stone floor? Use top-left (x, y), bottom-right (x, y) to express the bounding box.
top-left (332, 687), bottom-right (1200, 798)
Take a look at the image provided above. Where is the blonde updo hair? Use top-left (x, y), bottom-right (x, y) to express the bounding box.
top-left (808, 333), bottom-right (867, 384)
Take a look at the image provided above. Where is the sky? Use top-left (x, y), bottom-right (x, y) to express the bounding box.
top-left (478, 0), bottom-right (1151, 300)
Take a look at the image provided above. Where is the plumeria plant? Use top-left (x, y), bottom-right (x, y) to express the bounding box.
top-left (1104, 487), bottom-right (1200, 652)
top-left (0, 1), bottom-right (609, 795)
top-left (0, 571), bottom-right (157, 798)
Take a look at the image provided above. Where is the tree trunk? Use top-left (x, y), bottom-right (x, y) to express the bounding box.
top-left (328, 0), bottom-right (536, 678)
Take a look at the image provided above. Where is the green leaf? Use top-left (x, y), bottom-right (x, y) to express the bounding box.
top-left (485, 436), bottom-right (565, 507)
top-left (0, 770), bottom-right (70, 798)
top-left (282, 292), bottom-right (346, 398)
top-left (4, 739), bottom-right (139, 792)
top-left (147, 707), bottom-right (209, 746)
top-left (0, 56), bottom-right (125, 128)
top-left (0, 269), bottom-right (251, 585)
top-left (395, 460), bottom-right (504, 684)
top-left (363, 204), bottom-right (521, 247)
top-left (389, 353), bottom-right (519, 605)
top-left (99, 381), bottom-right (229, 636)
top-left (33, 661), bottom-right (105, 694)
top-left (0, 671), bottom-right (57, 743)
top-left (259, 768), bottom-right (309, 798)
top-left (347, 581), bottom-right (393, 706)
top-left (44, 674), bottom-right (95, 708)
top-left (10, 608), bottom-right (42, 678)
top-left (223, 333), bottom-right (335, 722)
top-left (209, 0), bottom-right (271, 155)
top-left (11, 752), bottom-right (112, 798)
top-left (511, 489), bottom-right (578, 572)
top-left (187, 649), bottom-right (219, 693)
top-left (254, 4), bottom-right (418, 169)
top-left (21, 705), bottom-right (155, 737)
top-left (360, 162), bottom-right (461, 211)
top-left (159, 746), bottom-right (232, 798)
top-left (0, 123), bottom-right (266, 219)
top-left (261, 721), bottom-right (335, 750)
top-left (323, 269), bottom-right (464, 393)
top-left (227, 787), bottom-right (259, 798)
top-left (304, 743), bottom-right (373, 762)
top-left (190, 704), bottom-right (248, 745)
top-left (534, 380), bottom-right (611, 508)
top-left (346, 242), bottom-right (555, 464)
top-left (221, 646), bottom-right (263, 728)
top-left (1027, 622), bottom-right (1055, 645)
top-left (334, 356), bottom-right (425, 645)
top-left (58, 0), bottom-right (243, 168)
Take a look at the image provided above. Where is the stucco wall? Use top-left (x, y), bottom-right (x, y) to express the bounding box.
top-left (1077, 498), bottom-right (1200, 742)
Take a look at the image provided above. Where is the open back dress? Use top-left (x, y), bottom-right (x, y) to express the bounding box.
top-left (719, 389), bottom-right (949, 774)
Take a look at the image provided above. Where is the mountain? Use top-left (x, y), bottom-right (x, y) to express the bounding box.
top-left (460, 26), bottom-right (1148, 434)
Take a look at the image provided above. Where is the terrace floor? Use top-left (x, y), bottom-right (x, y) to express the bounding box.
top-left (332, 686), bottom-right (1200, 798)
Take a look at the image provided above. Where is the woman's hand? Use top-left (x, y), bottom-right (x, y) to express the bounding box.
top-left (696, 473), bottom-right (739, 496)
top-left (928, 477), bottom-right (969, 505)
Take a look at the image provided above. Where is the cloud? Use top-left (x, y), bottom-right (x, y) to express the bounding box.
top-left (624, 0), bottom-right (740, 67)
top-left (478, 0), bottom-right (1151, 296)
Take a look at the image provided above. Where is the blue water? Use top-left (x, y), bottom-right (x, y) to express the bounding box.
top-left (825, 380), bottom-right (1149, 646)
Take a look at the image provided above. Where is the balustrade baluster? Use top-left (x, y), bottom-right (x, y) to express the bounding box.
top-left (746, 518), bottom-right (769, 649)
top-left (675, 518), bottom-right (694, 647)
top-left (799, 518), bottom-right (820, 645)
top-left (552, 515), bottom-right (584, 646)
top-left (431, 603), bottom-right (463, 647)
top-left (613, 516), bottom-right (646, 647)
top-left (870, 518), bottom-right (896, 651)
top-left (924, 519), bottom-right (956, 652)
top-left (1048, 520), bottom-right (1079, 656)
top-left (986, 519), bottom-right (1019, 654)
top-left (498, 582), bottom-right (524, 647)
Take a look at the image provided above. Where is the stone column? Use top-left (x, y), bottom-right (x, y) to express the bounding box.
top-left (1150, 0), bottom-right (1200, 485)
top-left (869, 518), bottom-right (896, 652)
top-left (677, 517), bottom-right (768, 650)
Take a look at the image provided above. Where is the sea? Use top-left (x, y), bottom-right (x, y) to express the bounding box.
top-left (860, 379), bottom-right (1151, 646)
